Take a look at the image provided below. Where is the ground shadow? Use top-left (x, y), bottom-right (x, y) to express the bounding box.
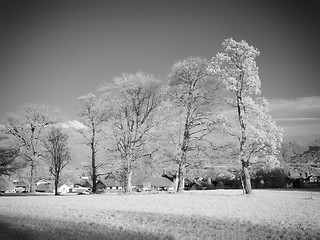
top-left (0, 216), bottom-right (174, 240)
top-left (1, 209), bottom-right (319, 240)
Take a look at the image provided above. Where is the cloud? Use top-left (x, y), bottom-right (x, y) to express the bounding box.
top-left (269, 96), bottom-right (320, 119)
top-left (61, 120), bottom-right (87, 130)
top-left (269, 96), bottom-right (320, 142)
top-left (277, 120), bottom-right (320, 143)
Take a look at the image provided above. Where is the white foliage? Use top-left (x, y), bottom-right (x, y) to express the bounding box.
top-left (209, 38), bottom-right (283, 165)
top-left (208, 38), bottom-right (261, 95)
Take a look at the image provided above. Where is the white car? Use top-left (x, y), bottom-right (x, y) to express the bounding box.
top-left (73, 187), bottom-right (91, 195)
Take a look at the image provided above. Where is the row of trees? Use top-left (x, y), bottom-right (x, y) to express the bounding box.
top-left (0, 38), bottom-right (283, 195)
top-left (0, 105), bottom-right (71, 195)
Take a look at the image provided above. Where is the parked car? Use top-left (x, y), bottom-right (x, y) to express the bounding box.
top-left (167, 186), bottom-right (175, 193)
top-left (15, 186), bottom-right (28, 193)
top-left (73, 187), bottom-right (91, 195)
top-left (142, 187), bottom-right (152, 192)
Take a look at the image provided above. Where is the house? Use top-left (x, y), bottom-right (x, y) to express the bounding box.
top-left (183, 178), bottom-right (193, 190)
top-left (307, 175), bottom-right (320, 183)
top-left (57, 184), bottom-right (71, 194)
top-left (74, 179), bottom-right (93, 189)
top-left (142, 177), bottom-right (174, 191)
top-left (96, 179), bottom-right (122, 191)
top-left (189, 180), bottom-right (205, 190)
top-left (35, 179), bottom-right (53, 193)
top-left (36, 182), bottom-right (53, 193)
top-left (302, 175), bottom-right (320, 188)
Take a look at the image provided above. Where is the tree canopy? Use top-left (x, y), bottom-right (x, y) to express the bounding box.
top-left (43, 127), bottom-right (71, 195)
top-left (4, 104), bottom-right (60, 192)
top-left (100, 72), bottom-right (166, 192)
top-left (0, 38), bottom-right (284, 195)
top-left (208, 38), bottom-right (283, 194)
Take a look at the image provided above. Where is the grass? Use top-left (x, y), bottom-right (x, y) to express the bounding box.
top-left (0, 190), bottom-right (319, 239)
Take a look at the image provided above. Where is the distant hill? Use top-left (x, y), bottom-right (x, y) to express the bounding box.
top-left (278, 139), bottom-right (320, 178)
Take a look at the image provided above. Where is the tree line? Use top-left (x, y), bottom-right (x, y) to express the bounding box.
top-left (0, 38), bottom-right (283, 195)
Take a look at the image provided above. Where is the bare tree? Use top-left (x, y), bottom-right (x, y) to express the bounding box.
top-left (100, 72), bottom-right (165, 193)
top-left (43, 127), bottom-right (71, 195)
top-left (4, 104), bottom-right (59, 192)
top-left (77, 93), bottom-right (109, 193)
top-left (167, 57), bottom-right (221, 192)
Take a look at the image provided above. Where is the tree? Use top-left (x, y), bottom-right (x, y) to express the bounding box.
top-left (209, 38), bottom-right (283, 194)
top-left (77, 93), bottom-right (109, 193)
top-left (100, 72), bottom-right (165, 193)
top-left (4, 104), bottom-right (60, 192)
top-left (0, 145), bottom-right (19, 176)
top-left (43, 127), bottom-right (71, 195)
top-left (167, 57), bottom-right (221, 192)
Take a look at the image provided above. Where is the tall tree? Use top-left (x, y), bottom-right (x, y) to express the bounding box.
top-left (0, 145), bottom-right (19, 176)
top-left (167, 57), bottom-right (221, 192)
top-left (43, 127), bottom-right (71, 195)
top-left (209, 38), bottom-right (283, 194)
top-left (101, 72), bottom-right (165, 193)
top-left (4, 104), bottom-right (59, 192)
top-left (77, 93), bottom-right (109, 193)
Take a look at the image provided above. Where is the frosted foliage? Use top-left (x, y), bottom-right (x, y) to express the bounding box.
top-left (169, 57), bottom-right (209, 86)
top-left (78, 93), bottom-right (97, 109)
top-left (243, 98), bottom-right (283, 156)
top-left (209, 38), bottom-right (261, 95)
top-left (78, 93), bottom-right (109, 128)
top-left (168, 57), bottom-right (218, 116)
top-left (99, 72), bottom-right (165, 163)
top-left (235, 96), bottom-right (283, 162)
top-left (217, 97), bottom-right (283, 162)
top-left (5, 104), bottom-right (60, 150)
top-left (208, 38), bottom-right (283, 165)
top-left (101, 72), bottom-right (164, 119)
top-left (264, 155), bottom-right (280, 169)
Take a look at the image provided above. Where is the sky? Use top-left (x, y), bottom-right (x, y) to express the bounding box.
top-left (0, 0), bottom-right (319, 143)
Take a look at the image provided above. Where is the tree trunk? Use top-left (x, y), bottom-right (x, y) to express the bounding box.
top-left (242, 161), bottom-right (252, 194)
top-left (91, 153), bottom-right (97, 193)
top-left (239, 172), bottom-right (245, 194)
top-left (126, 170), bottom-right (133, 193)
top-left (176, 163), bottom-right (184, 192)
top-left (92, 172), bottom-right (97, 193)
top-left (54, 177), bottom-right (59, 196)
top-left (91, 132), bottom-right (98, 193)
top-left (29, 162), bottom-right (35, 193)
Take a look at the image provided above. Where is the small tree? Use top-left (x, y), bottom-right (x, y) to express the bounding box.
top-left (100, 72), bottom-right (165, 193)
top-left (167, 57), bottom-right (220, 192)
top-left (43, 127), bottom-right (71, 195)
top-left (4, 104), bottom-right (59, 192)
top-left (0, 145), bottom-right (19, 176)
top-left (77, 93), bottom-right (109, 193)
top-left (209, 38), bottom-right (283, 194)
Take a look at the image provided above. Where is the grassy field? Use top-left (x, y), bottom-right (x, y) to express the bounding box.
top-left (0, 189), bottom-right (319, 240)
